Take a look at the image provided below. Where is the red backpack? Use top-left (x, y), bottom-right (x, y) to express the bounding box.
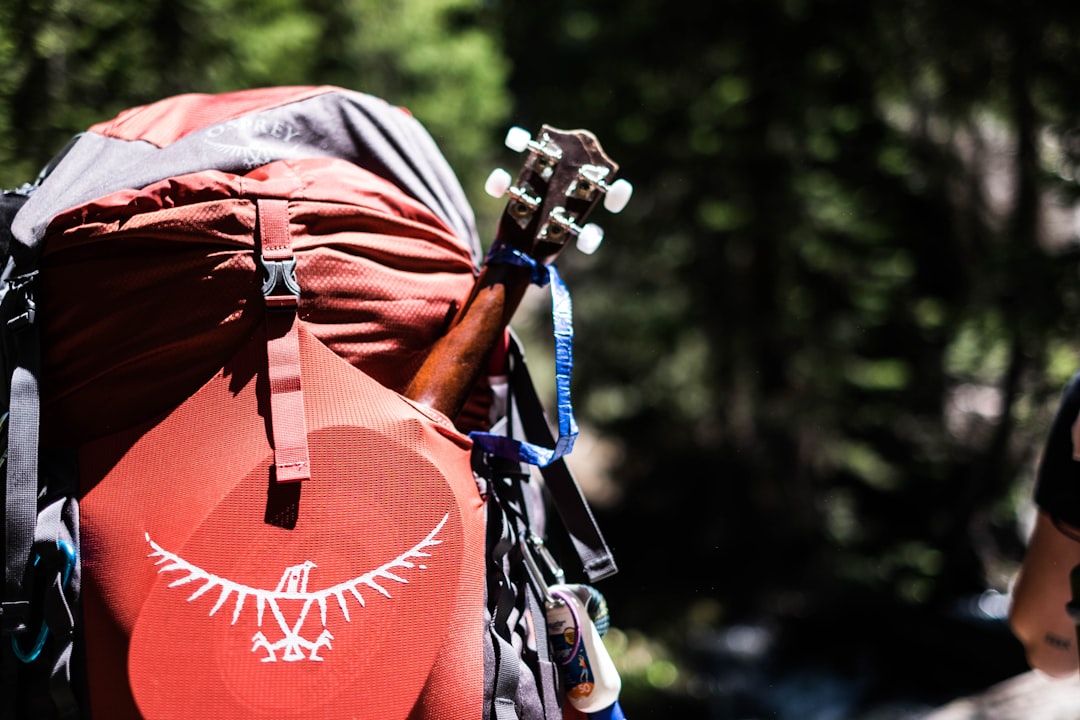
top-left (0, 87), bottom-right (619, 720)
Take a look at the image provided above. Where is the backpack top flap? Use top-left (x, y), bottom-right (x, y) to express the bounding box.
top-left (10, 86), bottom-right (480, 267)
top-left (38, 154), bottom-right (478, 445)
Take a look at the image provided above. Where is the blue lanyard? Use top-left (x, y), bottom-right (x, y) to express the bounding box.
top-left (470, 244), bottom-right (578, 467)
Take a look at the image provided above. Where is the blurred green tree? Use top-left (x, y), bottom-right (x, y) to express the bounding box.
top-left (0, 0), bottom-right (508, 192)
top-left (493, 0), bottom-right (1080, 674)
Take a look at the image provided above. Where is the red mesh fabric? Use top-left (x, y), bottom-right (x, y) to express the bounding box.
top-left (41, 138), bottom-right (491, 718)
top-left (39, 156), bottom-right (477, 444)
top-left (78, 327), bottom-right (485, 719)
top-left (88, 86), bottom-right (335, 147)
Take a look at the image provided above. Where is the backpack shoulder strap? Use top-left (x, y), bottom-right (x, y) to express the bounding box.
top-left (1, 264), bottom-right (42, 640)
top-left (505, 334), bottom-right (617, 582)
top-left (1, 162), bottom-right (83, 719)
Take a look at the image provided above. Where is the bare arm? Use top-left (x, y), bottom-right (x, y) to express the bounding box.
top-left (1009, 510), bottom-right (1080, 677)
top-left (1008, 401), bottom-right (1080, 676)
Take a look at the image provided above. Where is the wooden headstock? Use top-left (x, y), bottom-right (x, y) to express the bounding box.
top-left (485, 125), bottom-right (632, 262)
top-left (405, 124), bottom-right (631, 421)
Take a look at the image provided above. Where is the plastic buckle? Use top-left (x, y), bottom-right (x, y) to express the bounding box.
top-left (11, 539), bottom-right (76, 663)
top-left (260, 257), bottom-right (300, 311)
top-left (0, 600), bottom-right (30, 635)
top-left (5, 271), bottom-right (38, 331)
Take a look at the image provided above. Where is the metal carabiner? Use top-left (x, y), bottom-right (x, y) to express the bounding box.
top-left (11, 539), bottom-right (77, 663)
top-left (519, 532), bottom-right (567, 608)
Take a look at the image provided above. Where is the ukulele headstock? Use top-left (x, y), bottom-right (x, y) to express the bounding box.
top-left (485, 125), bottom-right (632, 261)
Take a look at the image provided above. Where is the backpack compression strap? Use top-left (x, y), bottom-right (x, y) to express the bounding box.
top-left (257, 198), bottom-right (310, 487)
top-left (504, 335), bottom-right (618, 583)
top-left (0, 192), bottom-right (37, 656)
top-left (2, 271), bottom-right (40, 639)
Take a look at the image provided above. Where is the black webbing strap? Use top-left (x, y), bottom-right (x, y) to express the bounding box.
top-left (485, 460), bottom-right (568, 720)
top-left (1, 271), bottom-right (41, 720)
top-left (485, 474), bottom-right (523, 720)
top-left (503, 468), bottom-right (561, 720)
top-left (0, 271), bottom-right (81, 720)
top-left (491, 631), bottom-right (520, 720)
top-left (34, 473), bottom-right (81, 720)
top-left (2, 272), bottom-right (40, 638)
top-left (506, 337), bottom-right (618, 582)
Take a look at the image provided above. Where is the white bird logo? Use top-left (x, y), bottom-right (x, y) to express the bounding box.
top-left (145, 514), bottom-right (447, 662)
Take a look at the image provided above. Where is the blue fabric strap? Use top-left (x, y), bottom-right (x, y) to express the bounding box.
top-left (484, 245), bottom-right (551, 287)
top-left (471, 245), bottom-right (578, 468)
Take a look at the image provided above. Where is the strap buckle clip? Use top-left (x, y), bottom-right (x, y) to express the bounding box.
top-left (259, 257), bottom-right (300, 311)
top-left (0, 600), bottom-right (30, 636)
top-left (4, 271), bottom-right (38, 331)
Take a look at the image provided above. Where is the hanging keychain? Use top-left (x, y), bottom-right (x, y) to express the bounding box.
top-left (521, 534), bottom-right (627, 719)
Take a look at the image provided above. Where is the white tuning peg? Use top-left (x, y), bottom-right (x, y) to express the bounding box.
top-left (505, 126), bottom-right (532, 153)
top-left (485, 168), bottom-right (513, 198)
top-left (603, 178), bottom-right (633, 214)
top-left (576, 223), bottom-right (604, 255)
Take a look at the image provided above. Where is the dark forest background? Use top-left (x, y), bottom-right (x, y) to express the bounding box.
top-left (5, 1), bottom-right (1080, 717)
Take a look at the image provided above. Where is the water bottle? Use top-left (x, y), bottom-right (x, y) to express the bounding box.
top-left (545, 584), bottom-right (626, 718)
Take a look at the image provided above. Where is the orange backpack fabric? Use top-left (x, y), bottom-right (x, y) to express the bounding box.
top-left (25, 88), bottom-right (487, 719)
top-left (77, 328), bottom-right (485, 720)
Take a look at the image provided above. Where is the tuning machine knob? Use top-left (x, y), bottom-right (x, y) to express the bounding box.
top-left (505, 126), bottom-right (533, 153)
top-left (505, 126), bottom-right (561, 157)
top-left (540, 207), bottom-right (606, 255)
top-left (484, 167), bottom-right (539, 210)
top-left (504, 126), bottom-right (563, 181)
top-left (603, 178), bottom-right (633, 213)
top-left (576, 223), bottom-right (604, 255)
top-left (573, 165), bottom-right (633, 215)
top-left (485, 167), bottom-right (541, 227)
top-left (484, 167), bottom-right (513, 198)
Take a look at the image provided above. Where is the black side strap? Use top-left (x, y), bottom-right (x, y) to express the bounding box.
top-left (2, 271), bottom-right (40, 639)
top-left (515, 474), bottom-right (560, 720)
top-left (485, 473), bottom-right (523, 720)
top-left (0, 269), bottom-right (81, 720)
top-left (1, 271), bottom-right (41, 720)
top-left (506, 337), bottom-right (618, 582)
top-left (35, 459), bottom-right (81, 720)
top-left (483, 456), bottom-right (565, 720)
